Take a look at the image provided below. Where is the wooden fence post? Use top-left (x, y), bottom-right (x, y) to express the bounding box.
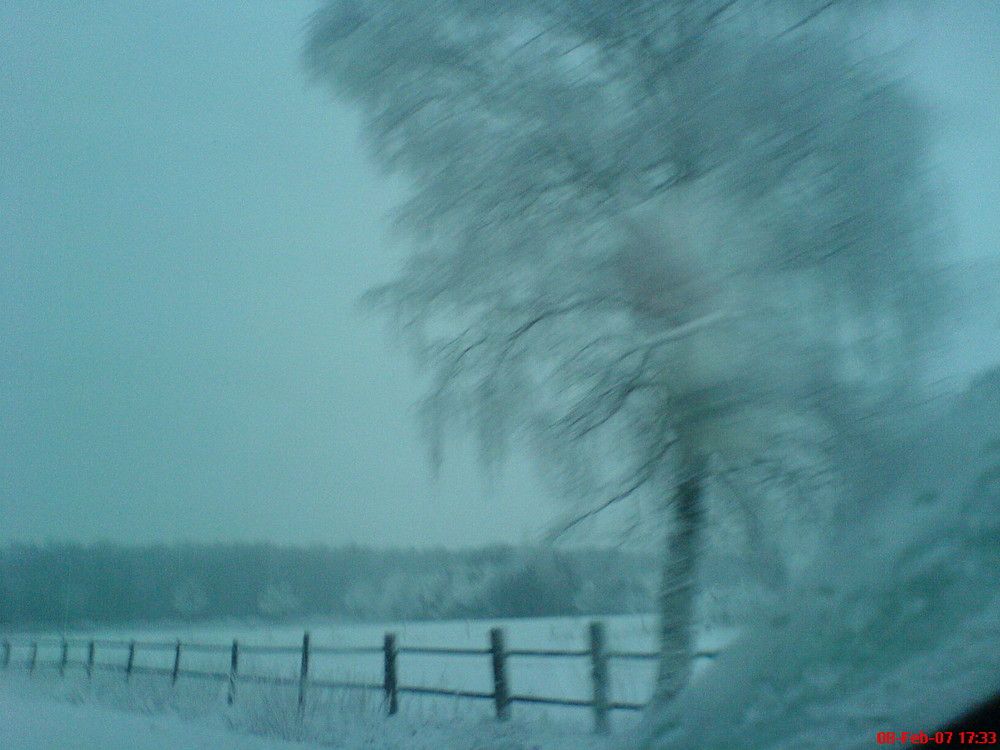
top-left (588, 621), bottom-right (610, 734)
top-left (29, 642), bottom-right (37, 674)
top-left (87, 641), bottom-right (95, 679)
top-left (59, 639), bottom-right (68, 677)
top-left (227, 639), bottom-right (239, 705)
top-left (125, 641), bottom-right (135, 681)
top-left (2, 639), bottom-right (10, 669)
top-left (490, 627), bottom-right (510, 721)
top-left (171, 640), bottom-right (181, 685)
top-left (297, 631), bottom-right (310, 717)
top-left (383, 632), bottom-right (398, 715)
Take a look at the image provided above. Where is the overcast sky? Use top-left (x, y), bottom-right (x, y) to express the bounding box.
top-left (2, 2), bottom-right (998, 548)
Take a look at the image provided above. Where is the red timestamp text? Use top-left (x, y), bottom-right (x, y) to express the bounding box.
top-left (877, 732), bottom-right (998, 744)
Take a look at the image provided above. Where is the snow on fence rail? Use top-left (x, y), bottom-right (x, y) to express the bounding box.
top-left (0, 621), bottom-right (718, 734)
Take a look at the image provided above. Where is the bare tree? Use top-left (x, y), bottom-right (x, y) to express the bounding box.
top-left (305, 0), bottom-right (944, 708)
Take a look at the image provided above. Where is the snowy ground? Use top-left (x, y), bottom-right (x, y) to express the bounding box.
top-left (0, 666), bottom-right (617, 750)
top-left (0, 680), bottom-right (330, 750)
top-left (0, 614), bottom-right (736, 731)
top-left (4, 614), bottom-right (724, 749)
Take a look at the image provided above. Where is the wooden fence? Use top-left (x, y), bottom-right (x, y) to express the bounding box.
top-left (0, 621), bottom-right (716, 734)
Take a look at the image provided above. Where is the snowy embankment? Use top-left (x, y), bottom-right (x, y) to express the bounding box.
top-left (630, 370), bottom-right (1000, 749)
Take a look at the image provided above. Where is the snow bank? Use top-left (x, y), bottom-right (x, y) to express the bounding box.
top-left (631, 369), bottom-right (1000, 749)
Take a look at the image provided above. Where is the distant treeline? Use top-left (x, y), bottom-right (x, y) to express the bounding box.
top-left (0, 542), bottom-right (654, 629)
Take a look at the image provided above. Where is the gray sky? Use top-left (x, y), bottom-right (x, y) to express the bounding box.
top-left (2, 2), bottom-right (998, 548)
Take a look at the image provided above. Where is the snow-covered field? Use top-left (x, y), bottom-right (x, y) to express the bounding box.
top-left (0, 614), bottom-right (733, 749)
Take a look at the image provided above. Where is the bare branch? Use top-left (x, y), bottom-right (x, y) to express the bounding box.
top-left (548, 427), bottom-right (678, 542)
top-left (626, 310), bottom-right (731, 355)
top-left (777, 0), bottom-right (839, 38)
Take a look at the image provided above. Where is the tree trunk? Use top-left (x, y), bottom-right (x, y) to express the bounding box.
top-left (653, 446), bottom-right (707, 703)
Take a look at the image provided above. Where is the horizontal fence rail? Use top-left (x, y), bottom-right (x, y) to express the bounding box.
top-left (0, 622), bottom-right (720, 734)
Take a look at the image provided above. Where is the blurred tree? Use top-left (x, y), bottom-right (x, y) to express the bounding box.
top-left (171, 575), bottom-right (210, 618)
top-left (305, 0), bottom-right (945, 710)
top-left (483, 549), bottom-right (580, 617)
